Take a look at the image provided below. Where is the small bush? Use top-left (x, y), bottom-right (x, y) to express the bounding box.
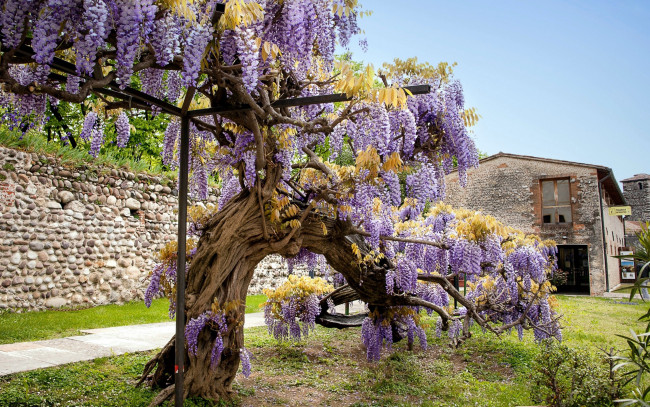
top-left (531, 340), bottom-right (621, 407)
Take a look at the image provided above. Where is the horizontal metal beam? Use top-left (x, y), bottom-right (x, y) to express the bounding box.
top-left (45, 72), bottom-right (147, 110)
top-left (8, 45), bottom-right (431, 121)
top-left (187, 84), bottom-right (431, 118)
top-left (13, 45), bottom-right (182, 117)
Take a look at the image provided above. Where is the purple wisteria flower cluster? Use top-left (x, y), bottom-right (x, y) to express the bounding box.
top-left (0, 0), bottom-right (370, 199)
top-left (263, 275), bottom-right (332, 342)
top-left (0, 0), bottom-right (214, 156)
top-left (267, 199), bottom-right (559, 361)
top-left (361, 308), bottom-right (427, 362)
top-left (263, 293), bottom-right (321, 342)
top-left (357, 204), bottom-right (560, 360)
top-left (144, 258), bottom-right (180, 319)
top-left (0, 66), bottom-right (50, 133)
top-left (185, 309), bottom-right (228, 370)
top-left (115, 111), bottom-right (130, 148)
top-left (185, 299), bottom-right (250, 375)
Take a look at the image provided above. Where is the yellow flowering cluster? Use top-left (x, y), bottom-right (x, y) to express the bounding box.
top-left (157, 239), bottom-right (197, 263)
top-left (355, 146), bottom-right (382, 180)
top-left (427, 203), bottom-right (511, 243)
top-left (209, 297), bottom-right (244, 326)
top-left (394, 214), bottom-right (430, 237)
top-left (350, 243), bottom-right (385, 265)
top-left (187, 203), bottom-right (218, 229)
top-left (264, 191), bottom-right (303, 231)
top-left (275, 126), bottom-right (296, 150)
top-left (466, 266), bottom-right (558, 309)
top-left (263, 275), bottom-right (333, 319)
top-left (501, 234), bottom-right (556, 257)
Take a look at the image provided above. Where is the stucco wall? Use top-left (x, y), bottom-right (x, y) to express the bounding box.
top-left (602, 194), bottom-right (625, 288)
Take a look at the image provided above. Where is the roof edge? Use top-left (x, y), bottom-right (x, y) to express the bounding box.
top-left (478, 152), bottom-right (611, 171)
top-left (452, 152), bottom-right (627, 205)
top-left (621, 174), bottom-right (650, 182)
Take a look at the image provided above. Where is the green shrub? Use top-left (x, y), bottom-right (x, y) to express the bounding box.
top-left (531, 340), bottom-right (621, 407)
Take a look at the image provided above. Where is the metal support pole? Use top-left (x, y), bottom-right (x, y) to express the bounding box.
top-left (175, 115), bottom-right (190, 407)
top-left (622, 215), bottom-right (627, 249)
top-left (453, 275), bottom-right (459, 310)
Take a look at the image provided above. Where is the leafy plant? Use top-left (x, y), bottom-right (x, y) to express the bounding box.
top-left (531, 340), bottom-right (621, 407)
top-left (612, 222), bottom-right (650, 405)
top-left (613, 319), bottom-right (650, 405)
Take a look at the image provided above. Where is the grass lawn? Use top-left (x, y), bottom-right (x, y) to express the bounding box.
top-left (0, 295), bottom-right (267, 345)
top-left (0, 295), bottom-right (647, 406)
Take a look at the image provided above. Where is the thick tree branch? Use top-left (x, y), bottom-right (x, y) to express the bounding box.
top-left (246, 110), bottom-right (267, 171)
top-left (403, 296), bottom-right (451, 331)
top-left (350, 228), bottom-right (450, 249)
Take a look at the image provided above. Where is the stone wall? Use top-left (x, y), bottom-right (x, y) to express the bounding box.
top-left (623, 177), bottom-right (650, 222)
top-left (444, 154), bottom-right (625, 295)
top-left (0, 146), bottom-right (298, 312)
top-left (248, 255), bottom-right (319, 295)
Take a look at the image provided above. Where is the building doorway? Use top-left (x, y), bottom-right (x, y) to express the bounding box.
top-left (555, 245), bottom-right (590, 294)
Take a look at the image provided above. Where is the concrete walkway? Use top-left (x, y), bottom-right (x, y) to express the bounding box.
top-left (0, 302), bottom-right (367, 376)
top-left (602, 291), bottom-right (649, 300)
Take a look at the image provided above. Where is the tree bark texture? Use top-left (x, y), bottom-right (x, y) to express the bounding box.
top-left (143, 190), bottom-right (277, 403)
top-left (142, 171), bottom-right (412, 405)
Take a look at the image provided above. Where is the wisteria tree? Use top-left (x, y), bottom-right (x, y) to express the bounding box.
top-left (0, 0), bottom-right (562, 405)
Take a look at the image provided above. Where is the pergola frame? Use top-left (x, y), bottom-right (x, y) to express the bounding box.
top-left (3, 9), bottom-right (431, 403)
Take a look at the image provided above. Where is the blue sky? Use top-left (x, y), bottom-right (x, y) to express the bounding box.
top-left (341, 0), bottom-right (650, 185)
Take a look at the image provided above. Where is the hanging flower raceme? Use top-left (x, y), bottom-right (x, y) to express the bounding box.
top-left (339, 202), bottom-right (561, 360)
top-left (115, 111), bottom-right (130, 148)
top-left (186, 299), bottom-right (244, 371)
top-left (361, 307), bottom-right (427, 362)
top-left (88, 116), bottom-right (105, 157)
top-left (263, 275), bottom-right (333, 341)
top-left (144, 238), bottom-right (197, 319)
top-left (1, 0), bottom-right (565, 380)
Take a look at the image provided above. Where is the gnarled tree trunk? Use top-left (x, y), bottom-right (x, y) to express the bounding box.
top-left (141, 172), bottom-right (410, 406)
top-left (143, 189), bottom-right (278, 404)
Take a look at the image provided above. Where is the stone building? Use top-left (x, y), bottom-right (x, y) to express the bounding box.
top-left (622, 174), bottom-right (650, 222)
top-left (444, 152), bottom-right (626, 295)
top-left (621, 174), bottom-right (650, 252)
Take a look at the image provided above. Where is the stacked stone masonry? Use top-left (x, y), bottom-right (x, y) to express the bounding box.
top-left (444, 154), bottom-right (626, 295)
top-left (0, 146), bottom-right (300, 312)
top-left (622, 176), bottom-right (650, 222)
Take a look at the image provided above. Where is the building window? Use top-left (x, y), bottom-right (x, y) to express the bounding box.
top-left (640, 182), bottom-right (644, 190)
top-left (541, 179), bottom-right (572, 224)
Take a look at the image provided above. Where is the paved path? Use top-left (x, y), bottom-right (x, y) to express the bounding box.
top-left (602, 291), bottom-right (649, 300)
top-left (0, 302), bottom-right (366, 376)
